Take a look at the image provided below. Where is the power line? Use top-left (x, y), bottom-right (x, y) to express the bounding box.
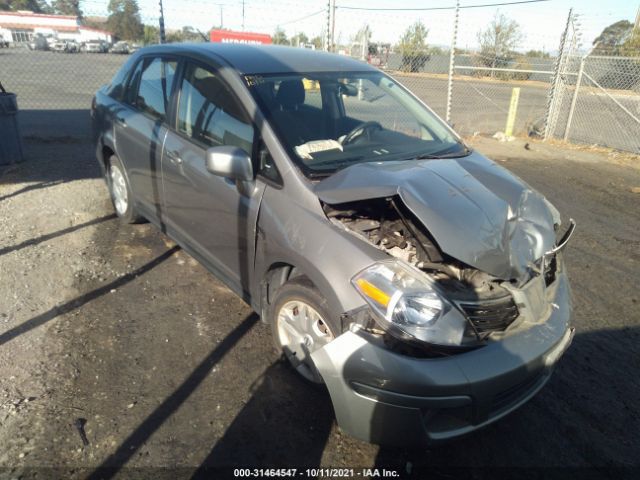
top-left (336, 0), bottom-right (551, 12)
top-left (276, 8), bottom-right (326, 27)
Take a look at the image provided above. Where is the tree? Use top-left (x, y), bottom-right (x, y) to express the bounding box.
top-left (165, 26), bottom-right (204, 43)
top-left (52, 0), bottom-right (81, 17)
top-left (525, 49), bottom-right (550, 58)
top-left (290, 32), bottom-right (308, 47)
top-left (181, 26), bottom-right (205, 42)
top-left (107, 0), bottom-right (143, 41)
top-left (272, 27), bottom-right (287, 45)
top-left (143, 24), bottom-right (159, 45)
top-left (621, 32), bottom-right (640, 56)
top-left (592, 20), bottom-right (633, 55)
top-left (1, 0), bottom-right (48, 11)
top-left (310, 35), bottom-right (323, 50)
top-left (477, 12), bottom-right (523, 72)
top-left (398, 21), bottom-right (429, 72)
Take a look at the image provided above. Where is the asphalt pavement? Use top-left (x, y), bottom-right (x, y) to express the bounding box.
top-left (2, 48), bottom-right (638, 152)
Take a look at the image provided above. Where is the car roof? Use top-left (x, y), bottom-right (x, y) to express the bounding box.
top-left (136, 43), bottom-right (378, 75)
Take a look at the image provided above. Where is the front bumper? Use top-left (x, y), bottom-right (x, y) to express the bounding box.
top-left (312, 272), bottom-right (573, 447)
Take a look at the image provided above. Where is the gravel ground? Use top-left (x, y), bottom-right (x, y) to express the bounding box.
top-left (0, 133), bottom-right (639, 479)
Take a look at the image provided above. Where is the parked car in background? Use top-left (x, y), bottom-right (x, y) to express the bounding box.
top-left (92, 44), bottom-right (575, 447)
top-left (109, 41), bottom-right (131, 54)
top-left (0, 34), bottom-right (9, 48)
top-left (81, 40), bottom-right (108, 53)
top-left (28, 35), bottom-right (50, 51)
top-left (50, 39), bottom-right (79, 53)
top-left (66, 40), bottom-right (79, 53)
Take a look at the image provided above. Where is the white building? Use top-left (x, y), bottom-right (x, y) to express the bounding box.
top-left (0, 10), bottom-right (112, 45)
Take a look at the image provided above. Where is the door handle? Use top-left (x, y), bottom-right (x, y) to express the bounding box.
top-left (114, 116), bottom-right (126, 127)
top-left (166, 150), bottom-right (183, 165)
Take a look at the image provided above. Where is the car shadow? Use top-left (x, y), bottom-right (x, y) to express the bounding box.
top-left (85, 312), bottom-right (261, 480)
top-left (18, 109), bottom-right (93, 142)
top-left (0, 246), bottom-right (179, 347)
top-left (1, 109), bottom-right (99, 185)
top-left (370, 326), bottom-right (640, 477)
top-left (0, 213), bottom-right (116, 257)
top-left (192, 358), bottom-right (334, 476)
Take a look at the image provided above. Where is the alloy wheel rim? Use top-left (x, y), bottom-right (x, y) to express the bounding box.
top-left (276, 300), bottom-right (334, 383)
top-left (110, 165), bottom-right (128, 215)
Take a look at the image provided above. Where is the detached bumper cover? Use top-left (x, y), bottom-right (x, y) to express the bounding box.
top-left (312, 272), bottom-right (573, 447)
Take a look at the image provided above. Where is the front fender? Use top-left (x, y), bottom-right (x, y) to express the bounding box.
top-left (254, 185), bottom-right (387, 320)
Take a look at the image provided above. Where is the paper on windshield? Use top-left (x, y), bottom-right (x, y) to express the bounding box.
top-left (295, 140), bottom-right (343, 160)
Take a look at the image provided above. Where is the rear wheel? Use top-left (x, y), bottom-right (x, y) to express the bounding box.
top-left (269, 278), bottom-right (339, 384)
top-left (106, 155), bottom-right (144, 224)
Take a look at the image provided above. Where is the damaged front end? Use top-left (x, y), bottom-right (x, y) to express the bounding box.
top-left (314, 156), bottom-right (575, 354)
top-left (324, 196), bottom-right (573, 355)
top-left (307, 157), bottom-right (575, 446)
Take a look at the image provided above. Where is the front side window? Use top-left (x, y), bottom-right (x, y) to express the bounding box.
top-left (130, 57), bottom-right (177, 121)
top-left (177, 64), bottom-right (254, 155)
top-left (246, 71), bottom-right (466, 177)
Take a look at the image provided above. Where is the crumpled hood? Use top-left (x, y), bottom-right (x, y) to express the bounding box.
top-left (314, 152), bottom-right (560, 281)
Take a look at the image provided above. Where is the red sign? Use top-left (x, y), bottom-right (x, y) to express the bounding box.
top-left (210, 29), bottom-right (272, 45)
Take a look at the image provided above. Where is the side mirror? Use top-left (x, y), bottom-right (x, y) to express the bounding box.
top-left (205, 146), bottom-right (253, 181)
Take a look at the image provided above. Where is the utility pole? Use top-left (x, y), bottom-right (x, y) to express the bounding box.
top-left (330, 0), bottom-right (336, 52)
top-left (325, 0), bottom-right (331, 51)
top-left (158, 0), bottom-right (166, 43)
top-left (445, 0), bottom-right (459, 124)
top-left (242, 0), bottom-right (245, 31)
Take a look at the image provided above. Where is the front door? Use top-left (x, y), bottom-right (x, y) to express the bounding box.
top-left (161, 62), bottom-right (264, 297)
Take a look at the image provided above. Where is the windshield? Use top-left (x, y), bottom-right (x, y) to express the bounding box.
top-left (245, 71), bottom-right (468, 177)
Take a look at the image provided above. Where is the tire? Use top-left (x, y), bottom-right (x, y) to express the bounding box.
top-left (269, 278), bottom-right (340, 384)
top-left (106, 155), bottom-right (144, 224)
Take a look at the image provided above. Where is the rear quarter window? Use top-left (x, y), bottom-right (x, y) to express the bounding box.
top-left (106, 55), bottom-right (138, 101)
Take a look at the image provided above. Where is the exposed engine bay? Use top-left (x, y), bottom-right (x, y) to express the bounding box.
top-left (324, 197), bottom-right (518, 302)
top-left (324, 196), bottom-right (535, 343)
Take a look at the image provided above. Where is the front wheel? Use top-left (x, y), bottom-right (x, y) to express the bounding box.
top-left (269, 278), bottom-right (339, 384)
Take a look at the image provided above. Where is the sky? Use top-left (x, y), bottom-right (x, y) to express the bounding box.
top-left (79, 0), bottom-right (639, 53)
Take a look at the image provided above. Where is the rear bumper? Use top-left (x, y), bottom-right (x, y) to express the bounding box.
top-left (312, 272), bottom-right (573, 447)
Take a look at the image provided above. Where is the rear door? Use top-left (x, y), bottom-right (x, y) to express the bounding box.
top-left (161, 62), bottom-right (264, 297)
top-left (114, 56), bottom-right (177, 220)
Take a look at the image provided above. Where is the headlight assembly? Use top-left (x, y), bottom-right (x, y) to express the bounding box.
top-left (352, 261), bottom-right (474, 347)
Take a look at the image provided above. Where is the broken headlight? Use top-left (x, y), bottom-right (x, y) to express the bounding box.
top-left (352, 261), bottom-right (472, 347)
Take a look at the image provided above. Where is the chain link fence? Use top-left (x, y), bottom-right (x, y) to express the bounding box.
top-left (547, 55), bottom-right (640, 152)
top-left (0, 1), bottom-right (638, 153)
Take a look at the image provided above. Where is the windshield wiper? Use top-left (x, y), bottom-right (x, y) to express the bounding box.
top-left (412, 145), bottom-right (472, 160)
top-left (308, 155), bottom-right (366, 168)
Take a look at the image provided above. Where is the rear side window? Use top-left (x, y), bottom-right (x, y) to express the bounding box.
top-left (126, 57), bottom-right (177, 121)
top-left (177, 64), bottom-right (254, 155)
top-left (106, 56), bottom-right (137, 100)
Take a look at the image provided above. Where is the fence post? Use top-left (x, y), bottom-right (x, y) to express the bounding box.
top-left (505, 87), bottom-right (521, 137)
top-left (445, 0), bottom-right (460, 124)
top-left (544, 8), bottom-right (573, 140)
top-left (564, 56), bottom-right (585, 141)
